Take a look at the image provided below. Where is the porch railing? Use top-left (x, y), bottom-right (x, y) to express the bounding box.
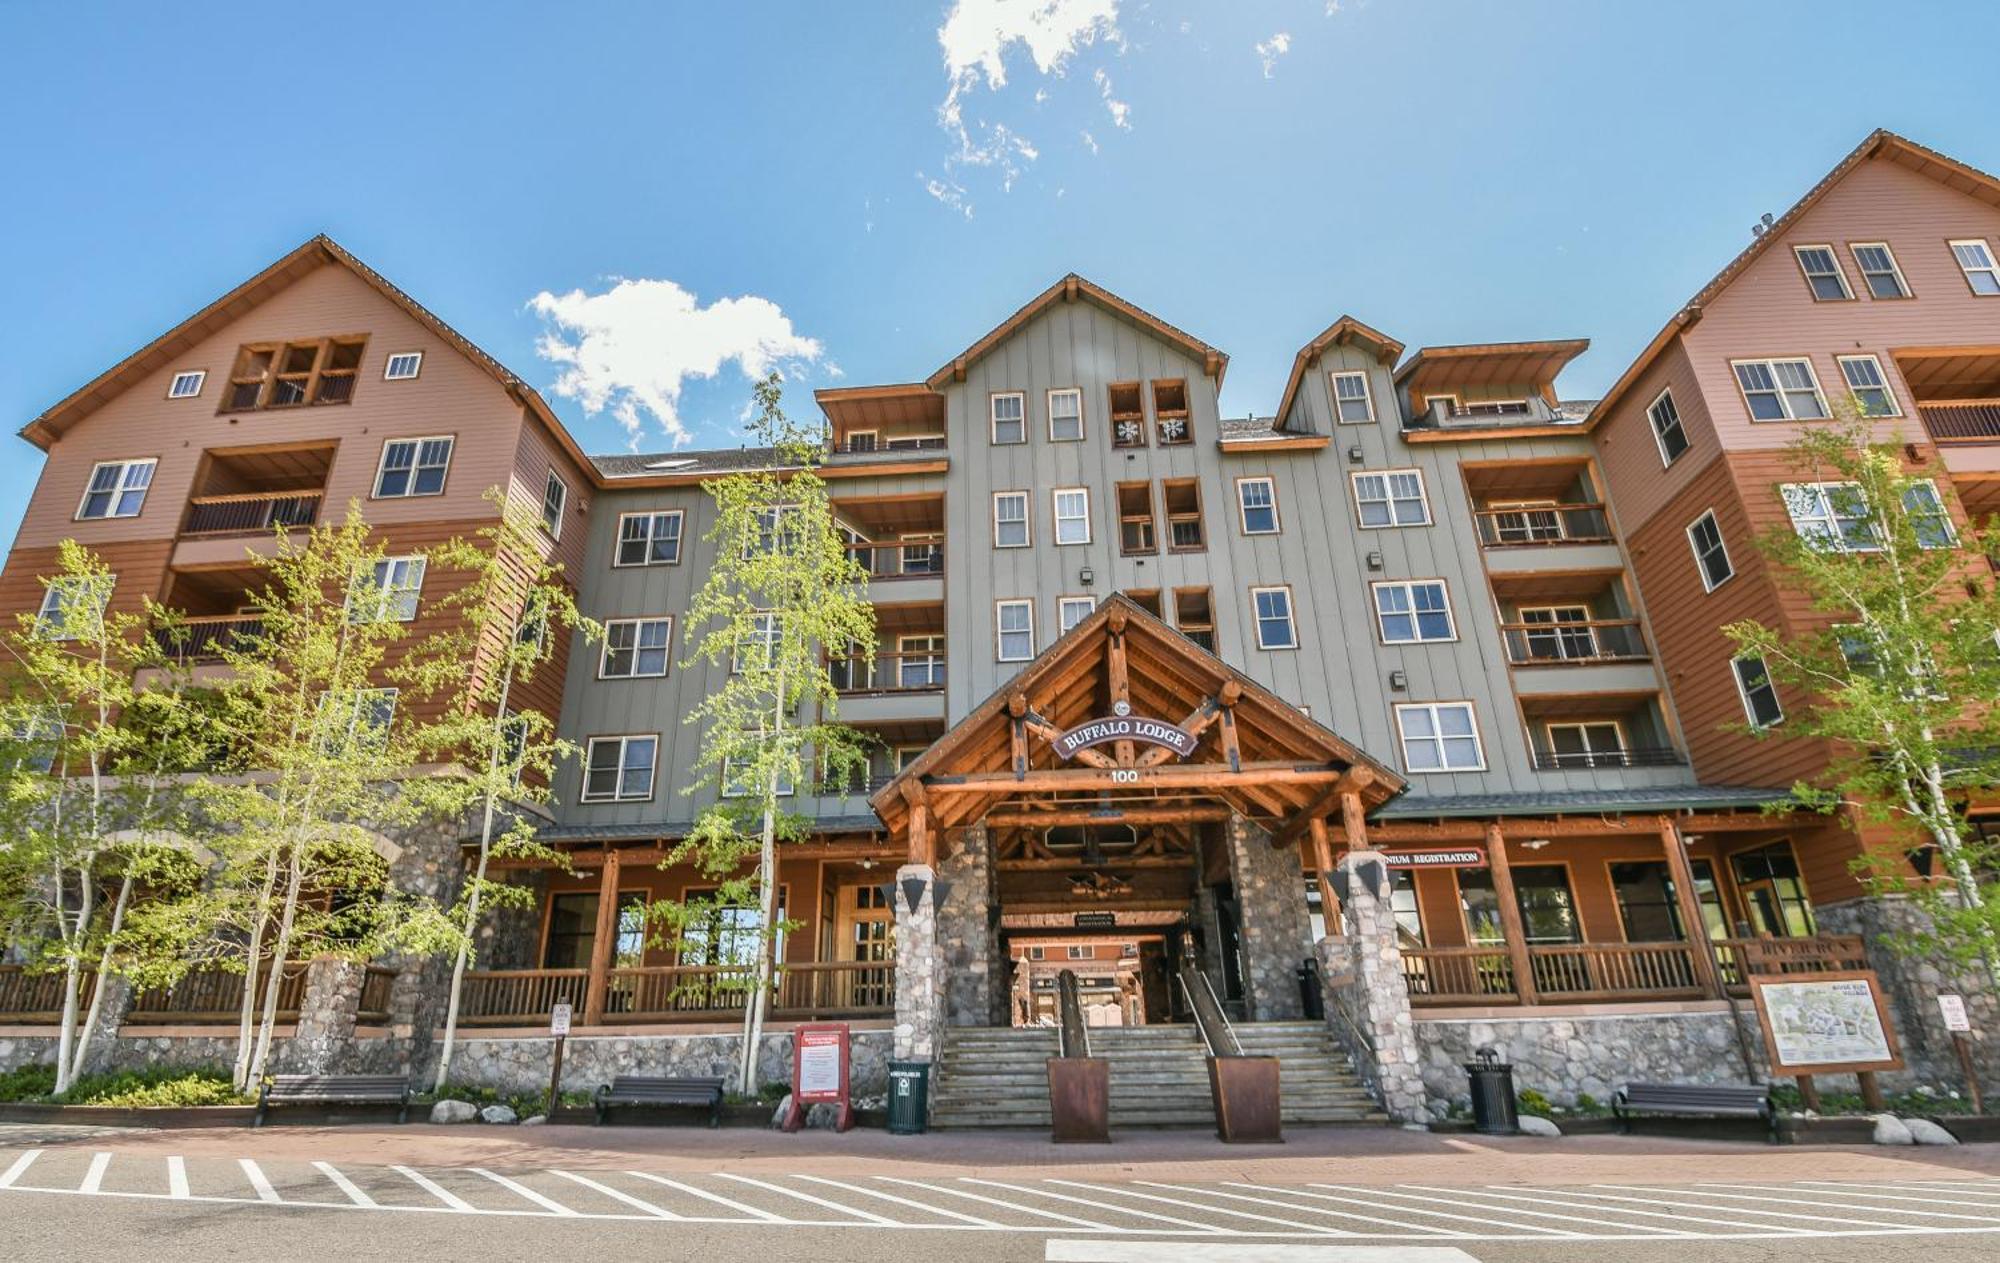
top-left (1403, 936), bottom-right (1866, 1006)
top-left (1500, 618), bottom-right (1648, 664)
top-left (183, 490), bottom-right (324, 536)
top-left (1473, 503), bottom-right (1613, 547)
top-left (1529, 746), bottom-right (1686, 771)
top-left (0, 965), bottom-right (99, 1020)
top-left (1919, 402), bottom-right (2000, 443)
top-left (455, 961), bottom-right (895, 1027)
top-left (828, 650), bottom-right (946, 694)
top-left (151, 614), bottom-right (265, 662)
top-left (126, 962), bottom-right (309, 1024)
top-left (846, 544), bottom-right (944, 580)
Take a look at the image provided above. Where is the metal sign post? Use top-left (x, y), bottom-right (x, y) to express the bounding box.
top-left (1938, 993), bottom-right (1983, 1114)
top-left (545, 999), bottom-right (572, 1119)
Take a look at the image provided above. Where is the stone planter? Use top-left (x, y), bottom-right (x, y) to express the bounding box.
top-left (1931, 1114), bottom-right (2000, 1143)
top-left (0, 1102), bottom-right (259, 1128)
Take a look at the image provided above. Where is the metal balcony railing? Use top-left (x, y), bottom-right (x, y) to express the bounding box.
top-left (1500, 618), bottom-right (1648, 664)
top-left (183, 490), bottom-right (323, 535)
top-left (151, 614), bottom-right (265, 662)
top-left (1918, 402), bottom-right (2000, 443)
top-left (1474, 503), bottom-right (1613, 547)
top-left (1529, 745), bottom-right (1685, 771)
top-left (827, 650), bottom-right (946, 694)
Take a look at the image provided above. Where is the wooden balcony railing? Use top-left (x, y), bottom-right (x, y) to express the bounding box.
top-left (456, 961), bottom-right (894, 1027)
top-left (183, 490), bottom-right (324, 536)
top-left (828, 650), bottom-right (946, 694)
top-left (845, 544), bottom-right (944, 580)
top-left (0, 965), bottom-right (98, 1020)
top-left (1402, 936), bottom-right (1867, 1006)
top-left (1918, 402), bottom-right (2000, 443)
top-left (1473, 503), bottom-right (1613, 547)
top-left (127, 962), bottom-right (309, 1024)
top-left (1500, 618), bottom-right (1648, 664)
top-left (454, 968), bottom-right (589, 1025)
top-left (151, 614), bottom-right (265, 663)
top-left (358, 965), bottom-right (397, 1023)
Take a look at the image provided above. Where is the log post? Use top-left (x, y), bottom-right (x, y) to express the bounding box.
top-left (1309, 816), bottom-right (1339, 926)
top-left (582, 847), bottom-right (622, 1027)
top-left (1484, 823), bottom-right (1538, 1005)
top-left (1658, 816), bottom-right (1725, 999)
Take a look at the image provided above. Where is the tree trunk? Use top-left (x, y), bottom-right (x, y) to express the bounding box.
top-left (67, 874), bottom-right (133, 1085)
top-left (737, 807), bottom-right (779, 1096)
top-left (247, 846), bottom-right (305, 1086)
top-left (52, 865), bottom-right (95, 1096)
top-left (232, 853), bottom-right (281, 1093)
top-left (436, 667), bottom-right (514, 1092)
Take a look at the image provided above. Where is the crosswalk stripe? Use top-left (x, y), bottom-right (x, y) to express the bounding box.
top-left (238, 1158), bottom-right (280, 1204)
top-left (1237, 1183), bottom-right (1560, 1237)
top-left (795, 1175), bottom-right (1000, 1226)
top-left (964, 1180), bottom-right (1227, 1234)
top-left (548, 1170), bottom-right (678, 1218)
top-left (1850, 1181), bottom-right (2000, 1198)
top-left (1478, 1185), bottom-right (1813, 1234)
top-left (627, 1171), bottom-right (784, 1221)
top-left (877, 1177), bottom-right (1120, 1230)
top-left (1207, 1183), bottom-right (1473, 1236)
top-left (393, 1164), bottom-right (475, 1211)
top-left (1044, 1245), bottom-right (1485, 1262)
top-left (1393, 1184), bottom-right (1685, 1236)
top-left (313, 1161), bottom-right (376, 1207)
top-left (714, 1173), bottom-right (901, 1225)
top-left (79, 1152), bottom-right (112, 1195)
top-left (471, 1167), bottom-right (577, 1216)
top-left (1616, 1185), bottom-right (1930, 1229)
top-left (167, 1156), bottom-right (190, 1200)
top-left (1311, 1185), bottom-right (1586, 1238)
top-left (1700, 1182), bottom-right (2000, 1222)
top-left (0, 1151), bottom-right (39, 1189)
top-left (1051, 1179), bottom-right (1341, 1234)
top-left (1129, 1182), bottom-right (1361, 1235)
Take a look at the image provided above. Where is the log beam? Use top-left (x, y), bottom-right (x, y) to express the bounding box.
top-left (581, 847), bottom-right (622, 1027)
top-left (1659, 816), bottom-right (1726, 999)
top-left (1269, 766), bottom-right (1377, 848)
top-left (1367, 811), bottom-right (1802, 845)
top-left (1485, 822), bottom-right (1539, 1006)
top-left (924, 761), bottom-right (1342, 794)
top-left (982, 804), bottom-right (1232, 829)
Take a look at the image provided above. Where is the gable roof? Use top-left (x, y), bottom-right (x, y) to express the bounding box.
top-left (1273, 314), bottom-right (1404, 428)
top-left (1588, 129), bottom-right (2000, 426)
top-left (924, 273), bottom-right (1229, 391)
top-left (19, 234), bottom-right (598, 481)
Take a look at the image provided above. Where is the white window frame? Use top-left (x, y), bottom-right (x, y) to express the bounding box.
top-left (372, 435), bottom-right (454, 498)
top-left (1646, 388), bottom-right (1690, 468)
top-left (581, 734), bottom-right (659, 802)
top-left (995, 598), bottom-right (1036, 662)
top-left (895, 633), bottom-right (947, 689)
top-left (1782, 481), bottom-right (1880, 553)
top-left (599, 616), bottom-right (674, 680)
top-left (1393, 701), bottom-right (1486, 773)
top-left (1370, 579), bottom-right (1457, 645)
top-left (382, 351), bottom-right (424, 380)
top-left (1544, 720), bottom-right (1627, 769)
top-left (1250, 585), bottom-right (1298, 650)
top-left (992, 490), bottom-right (1031, 548)
top-left (1351, 468), bottom-right (1432, 528)
top-left (1052, 486), bottom-right (1091, 546)
top-left (1235, 477), bottom-right (1280, 535)
top-left (166, 370), bottom-right (206, 399)
top-left (1903, 479), bottom-right (1957, 550)
top-left (35, 573), bottom-right (113, 641)
top-left (1792, 244), bottom-right (1854, 301)
top-left (349, 555), bottom-right (427, 623)
top-left (613, 510), bottom-right (684, 567)
top-left (1057, 595), bottom-right (1096, 635)
top-left (75, 458), bottom-right (158, 521)
top-left (1848, 242), bottom-right (1911, 299)
top-left (1949, 238), bottom-right (2000, 296)
top-left (1732, 657), bottom-right (1784, 729)
top-left (1329, 370), bottom-right (1376, 424)
top-left (323, 687), bottom-right (398, 753)
top-left (1731, 358), bottom-right (1830, 422)
top-left (732, 612), bottom-right (782, 674)
top-left (1685, 509), bottom-right (1734, 592)
top-left (1047, 387), bottom-right (1084, 441)
top-left (990, 391), bottom-right (1027, 445)
top-left (1836, 354), bottom-right (1902, 417)
top-left (540, 469), bottom-right (568, 539)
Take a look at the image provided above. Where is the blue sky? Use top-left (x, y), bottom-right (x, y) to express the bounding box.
top-left (2, 1), bottom-right (1997, 549)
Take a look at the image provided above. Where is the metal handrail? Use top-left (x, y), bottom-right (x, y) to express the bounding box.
top-left (1055, 968), bottom-right (1090, 1059)
top-left (1174, 947), bottom-right (1242, 1058)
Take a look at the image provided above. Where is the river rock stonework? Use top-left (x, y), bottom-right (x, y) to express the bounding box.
top-left (443, 1028), bottom-right (892, 1098)
top-left (1321, 851), bottom-right (1428, 1122)
top-left (1414, 1008), bottom-right (1768, 1111)
top-left (279, 956), bottom-right (365, 1074)
top-left (937, 825), bottom-right (1002, 1028)
top-left (1224, 812), bottom-right (1312, 1021)
top-left (892, 863), bottom-right (946, 1061)
top-left (1818, 894), bottom-right (2000, 1086)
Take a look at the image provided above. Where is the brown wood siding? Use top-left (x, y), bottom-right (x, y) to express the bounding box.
top-left (0, 538), bottom-right (177, 632)
top-left (1593, 339), bottom-right (1718, 535)
top-left (542, 853), bottom-right (833, 967)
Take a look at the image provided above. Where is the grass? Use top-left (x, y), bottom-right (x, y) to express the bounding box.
top-left (0, 1064), bottom-right (251, 1107)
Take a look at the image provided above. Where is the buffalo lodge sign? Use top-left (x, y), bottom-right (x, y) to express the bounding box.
top-left (1050, 709), bottom-right (1200, 762)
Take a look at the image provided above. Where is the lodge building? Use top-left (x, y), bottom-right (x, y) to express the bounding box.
top-left (2, 127), bottom-right (1997, 1122)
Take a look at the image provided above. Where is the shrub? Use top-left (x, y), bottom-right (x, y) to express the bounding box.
top-left (1516, 1087), bottom-right (1554, 1116)
top-left (0, 1064), bottom-right (59, 1102)
top-left (0, 1065), bottom-right (248, 1107)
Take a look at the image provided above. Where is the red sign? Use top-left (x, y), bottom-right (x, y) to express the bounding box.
top-left (782, 1022), bottom-right (853, 1133)
top-left (1382, 849), bottom-right (1486, 869)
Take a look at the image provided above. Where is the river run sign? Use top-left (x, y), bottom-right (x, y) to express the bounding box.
top-left (1051, 714), bottom-right (1200, 761)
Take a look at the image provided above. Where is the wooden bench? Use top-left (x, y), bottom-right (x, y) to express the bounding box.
top-left (594, 1075), bottom-right (726, 1127)
top-left (254, 1074), bottom-right (411, 1127)
top-left (1612, 1082), bottom-right (1775, 1141)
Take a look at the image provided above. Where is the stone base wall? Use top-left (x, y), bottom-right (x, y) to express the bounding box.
top-left (1818, 894), bottom-right (2000, 1087)
top-left (1414, 1008), bottom-right (1764, 1111)
top-left (1224, 812), bottom-right (1312, 1021)
top-left (0, 1031), bottom-right (265, 1077)
top-left (443, 1028), bottom-right (892, 1098)
top-left (937, 825), bottom-right (1002, 1028)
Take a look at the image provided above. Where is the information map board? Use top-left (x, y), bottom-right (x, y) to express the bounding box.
top-left (781, 1022), bottom-right (853, 1132)
top-left (1748, 969), bottom-right (1904, 1075)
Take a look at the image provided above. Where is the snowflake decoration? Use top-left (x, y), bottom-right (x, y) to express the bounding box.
top-left (1159, 417), bottom-right (1187, 441)
top-left (1116, 419), bottom-right (1144, 445)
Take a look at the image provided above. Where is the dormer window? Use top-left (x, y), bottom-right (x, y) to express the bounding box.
top-left (1152, 379), bottom-right (1190, 444)
top-left (224, 338), bottom-right (367, 411)
top-left (1330, 371), bottom-right (1375, 424)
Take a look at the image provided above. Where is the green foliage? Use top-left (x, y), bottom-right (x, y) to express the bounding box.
top-left (417, 1082), bottom-right (594, 1119)
top-left (1768, 1082), bottom-right (1973, 1117)
top-left (0, 1064), bottom-right (249, 1107)
top-left (1515, 1087), bottom-right (1553, 1116)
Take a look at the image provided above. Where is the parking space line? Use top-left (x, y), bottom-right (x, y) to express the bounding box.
top-left (876, 1177), bottom-right (1119, 1230)
top-left (1310, 1185), bottom-right (1585, 1238)
top-left (167, 1156), bottom-right (189, 1200)
top-left (0, 1151), bottom-right (39, 1189)
top-left (1820, 1179), bottom-right (2000, 1200)
top-left (1701, 1182), bottom-right (2000, 1222)
top-left (1481, 1185), bottom-right (1813, 1234)
top-left (313, 1161), bottom-right (375, 1208)
top-left (471, 1167), bottom-right (577, 1216)
top-left (1618, 1185), bottom-right (1940, 1229)
top-left (627, 1172), bottom-right (784, 1221)
top-left (394, 1164), bottom-right (475, 1211)
top-left (1140, 1182), bottom-right (1455, 1237)
top-left (1230, 1183), bottom-right (1525, 1237)
top-left (1051, 1180), bottom-right (1343, 1234)
top-left (549, 1170), bottom-right (679, 1219)
top-left (964, 1179), bottom-right (1229, 1234)
top-left (715, 1173), bottom-right (900, 1225)
top-left (238, 1158), bottom-right (280, 1204)
top-left (1393, 1185), bottom-right (1684, 1236)
top-left (796, 1175), bottom-right (1000, 1226)
top-left (78, 1152), bottom-right (111, 1195)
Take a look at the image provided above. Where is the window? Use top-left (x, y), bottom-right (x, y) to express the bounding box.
top-left (582, 735), bottom-right (657, 801)
top-left (1066, 944), bottom-right (1091, 961)
top-left (1173, 588), bottom-right (1215, 653)
top-left (1116, 482), bottom-right (1156, 555)
top-left (996, 599), bottom-right (1035, 661)
top-left (1395, 702), bottom-right (1484, 772)
top-left (1849, 243), bottom-right (1910, 299)
top-left (1152, 379), bottom-right (1190, 444)
top-left (723, 731), bottom-right (796, 797)
top-left (1782, 481), bottom-right (1878, 552)
top-left (615, 510), bottom-right (684, 566)
top-left (1792, 245), bottom-right (1853, 301)
top-left (1109, 382), bottom-right (1145, 447)
top-left (991, 392), bottom-right (1026, 444)
top-left (1053, 487), bottom-right (1091, 545)
top-left (1686, 510), bottom-right (1734, 591)
top-left (1733, 656), bottom-right (1784, 728)
top-left (34, 574), bottom-right (112, 641)
top-left (1732, 358), bottom-right (1829, 421)
top-left (1903, 480), bottom-right (1956, 549)
top-left (75, 458), bottom-right (156, 520)
top-left (1027, 945), bottom-right (1046, 961)
top-left (1235, 478), bottom-right (1279, 534)
top-left (1517, 606), bottom-right (1597, 661)
top-left (1730, 843), bottom-right (1817, 937)
top-left (498, 710), bottom-right (530, 786)
top-left (1123, 588), bottom-right (1162, 617)
top-left (746, 506), bottom-right (798, 557)
top-left (319, 687), bottom-right (397, 754)
top-left (1058, 596), bottom-right (1096, 635)
top-left (1543, 721), bottom-right (1626, 769)
top-left (1836, 354), bottom-right (1900, 417)
top-left (732, 612), bottom-right (781, 673)
top-left (540, 470), bottom-right (568, 538)
top-left (542, 892), bottom-right (646, 969)
top-left (1330, 370), bottom-right (1375, 424)
top-left (167, 370), bottom-right (205, 399)
top-left (1250, 585), bottom-right (1297, 650)
top-left (896, 634), bottom-right (946, 689)
top-left (383, 352), bottom-right (423, 380)
top-left (223, 338), bottom-right (366, 410)
top-left (993, 491), bottom-right (1030, 547)
top-left (681, 890), bottom-right (786, 965)
top-left (1048, 388), bottom-right (1083, 441)
top-left (1372, 580), bottom-right (1455, 644)
top-left (1460, 865), bottom-right (1578, 945)
top-left (1163, 479), bottom-right (1204, 551)
top-left (1647, 389), bottom-right (1689, 467)
top-left (373, 436), bottom-right (453, 498)
top-left (600, 617), bottom-right (672, 679)
top-left (349, 556), bottom-right (426, 622)
top-left (1465, 400), bottom-right (1530, 417)
top-left (898, 535), bottom-right (943, 575)
top-left (1950, 238), bottom-right (2000, 295)
top-left (1611, 860), bottom-right (1727, 943)
top-left (1352, 469), bottom-right (1431, 527)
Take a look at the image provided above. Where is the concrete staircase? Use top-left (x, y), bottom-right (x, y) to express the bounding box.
top-left (927, 1020), bottom-right (1387, 1129)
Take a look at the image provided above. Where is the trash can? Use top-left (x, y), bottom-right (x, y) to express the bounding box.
top-left (1464, 1046), bottom-right (1519, 1136)
top-left (886, 1060), bottom-right (930, 1135)
top-left (1297, 961), bottom-right (1325, 1021)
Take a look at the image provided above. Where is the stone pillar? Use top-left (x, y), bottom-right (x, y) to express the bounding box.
top-left (1321, 850), bottom-right (1428, 1122)
top-left (936, 824), bottom-right (1002, 1027)
top-left (892, 863), bottom-right (947, 1062)
top-left (1818, 893), bottom-right (2000, 1088)
top-left (281, 956), bottom-right (366, 1074)
top-left (1224, 811), bottom-right (1313, 1021)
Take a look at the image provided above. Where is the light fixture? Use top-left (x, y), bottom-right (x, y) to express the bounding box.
top-left (1522, 838), bottom-right (1551, 851)
top-left (1366, 551), bottom-right (1384, 571)
top-left (1388, 669), bottom-right (1407, 691)
top-left (1347, 445), bottom-right (1364, 463)
top-left (1079, 566), bottom-right (1095, 586)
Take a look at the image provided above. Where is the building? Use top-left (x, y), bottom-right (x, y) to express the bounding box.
top-left (1, 128), bottom-right (1995, 1120)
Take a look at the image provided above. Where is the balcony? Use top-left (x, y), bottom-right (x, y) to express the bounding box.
top-left (1500, 617), bottom-right (1648, 665)
top-left (151, 613), bottom-right (265, 663)
top-left (1917, 402), bottom-right (2000, 444)
top-left (836, 495), bottom-right (946, 606)
top-left (175, 442), bottom-right (335, 565)
top-left (183, 490), bottom-right (323, 536)
top-left (1473, 503), bottom-right (1612, 548)
top-left (1402, 934), bottom-right (1865, 1006)
top-left (1528, 745), bottom-right (1684, 771)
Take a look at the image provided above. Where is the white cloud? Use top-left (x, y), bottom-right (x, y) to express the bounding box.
top-left (1079, 129), bottom-right (1099, 155)
top-left (919, 172), bottom-right (974, 218)
top-left (528, 279), bottom-right (822, 450)
top-left (1092, 67), bottom-right (1130, 129)
top-left (1255, 32), bottom-right (1291, 78)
